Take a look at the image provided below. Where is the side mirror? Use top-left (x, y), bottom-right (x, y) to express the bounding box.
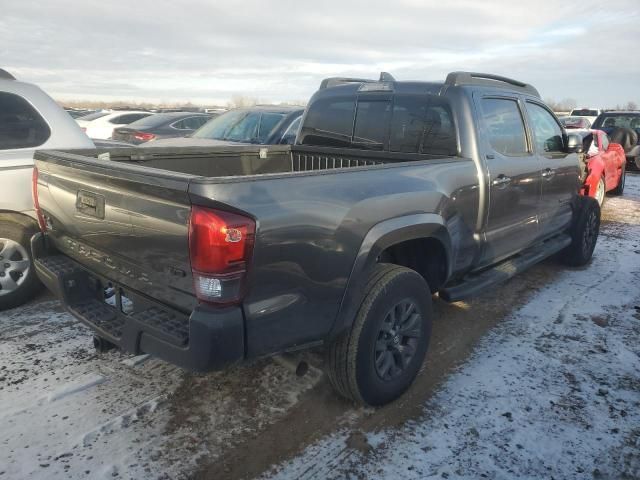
top-left (566, 134), bottom-right (584, 154)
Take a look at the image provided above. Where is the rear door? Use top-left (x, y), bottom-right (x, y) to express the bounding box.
top-left (524, 100), bottom-right (580, 238)
top-left (474, 95), bottom-right (543, 265)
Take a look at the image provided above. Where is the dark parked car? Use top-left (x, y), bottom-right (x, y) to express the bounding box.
top-left (112, 112), bottom-right (213, 144)
top-left (32, 72), bottom-right (598, 406)
top-left (144, 105), bottom-right (304, 147)
top-left (591, 111), bottom-right (640, 168)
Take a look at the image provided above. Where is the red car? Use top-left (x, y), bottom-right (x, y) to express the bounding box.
top-left (578, 129), bottom-right (626, 206)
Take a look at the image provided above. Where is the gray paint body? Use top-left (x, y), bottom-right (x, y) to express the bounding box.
top-left (33, 79), bottom-right (581, 363)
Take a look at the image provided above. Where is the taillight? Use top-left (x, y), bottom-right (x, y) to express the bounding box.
top-left (133, 131), bottom-right (156, 142)
top-left (188, 206), bottom-right (255, 305)
top-left (32, 168), bottom-right (47, 232)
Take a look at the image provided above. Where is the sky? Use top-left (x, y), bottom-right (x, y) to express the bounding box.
top-left (1, 0), bottom-right (639, 107)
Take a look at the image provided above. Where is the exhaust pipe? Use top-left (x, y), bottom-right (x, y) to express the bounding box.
top-left (93, 335), bottom-right (116, 353)
top-left (273, 354), bottom-right (311, 377)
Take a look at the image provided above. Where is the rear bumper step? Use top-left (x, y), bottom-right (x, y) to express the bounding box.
top-left (440, 234), bottom-right (571, 302)
top-left (31, 232), bottom-right (245, 372)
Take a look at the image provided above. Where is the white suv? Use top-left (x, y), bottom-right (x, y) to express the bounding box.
top-left (0, 68), bottom-right (93, 309)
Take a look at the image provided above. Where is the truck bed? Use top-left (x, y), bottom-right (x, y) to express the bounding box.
top-left (33, 144), bottom-right (479, 360)
top-left (52, 144), bottom-right (452, 178)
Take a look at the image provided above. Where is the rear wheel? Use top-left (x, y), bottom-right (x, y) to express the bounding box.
top-left (0, 220), bottom-right (42, 310)
top-left (326, 264), bottom-right (432, 406)
top-left (594, 177), bottom-right (606, 207)
top-left (561, 196), bottom-right (600, 267)
top-left (611, 163), bottom-right (625, 196)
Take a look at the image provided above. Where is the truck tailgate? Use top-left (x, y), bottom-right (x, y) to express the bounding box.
top-left (33, 150), bottom-right (197, 312)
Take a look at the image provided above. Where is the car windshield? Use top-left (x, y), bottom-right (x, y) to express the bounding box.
top-left (594, 114), bottom-right (640, 130)
top-left (280, 115), bottom-right (302, 144)
top-left (77, 111), bottom-right (109, 121)
top-left (192, 110), bottom-right (285, 143)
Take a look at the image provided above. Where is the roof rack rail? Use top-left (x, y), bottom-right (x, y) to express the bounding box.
top-left (0, 68), bottom-right (16, 80)
top-left (319, 72), bottom-right (396, 90)
top-left (444, 71), bottom-right (539, 97)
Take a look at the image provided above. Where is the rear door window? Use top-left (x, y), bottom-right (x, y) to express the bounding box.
top-left (0, 92), bottom-right (51, 150)
top-left (190, 116), bottom-right (210, 129)
top-left (480, 98), bottom-right (529, 156)
top-left (298, 97), bottom-right (356, 147)
top-left (172, 116), bottom-right (208, 130)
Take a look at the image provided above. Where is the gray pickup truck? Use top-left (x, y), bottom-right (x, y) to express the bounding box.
top-left (31, 72), bottom-right (599, 406)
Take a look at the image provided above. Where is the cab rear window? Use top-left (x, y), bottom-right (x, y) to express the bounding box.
top-left (0, 92), bottom-right (51, 150)
top-left (298, 97), bottom-right (355, 147)
top-left (299, 93), bottom-right (457, 156)
top-left (390, 96), bottom-right (457, 155)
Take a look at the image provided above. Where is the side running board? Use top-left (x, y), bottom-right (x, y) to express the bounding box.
top-left (439, 234), bottom-right (572, 303)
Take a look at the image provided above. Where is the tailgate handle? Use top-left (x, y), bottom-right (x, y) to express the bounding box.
top-left (76, 190), bottom-right (105, 219)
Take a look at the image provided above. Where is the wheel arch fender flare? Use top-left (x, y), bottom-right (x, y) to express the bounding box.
top-left (328, 213), bottom-right (452, 340)
top-left (0, 211), bottom-right (40, 231)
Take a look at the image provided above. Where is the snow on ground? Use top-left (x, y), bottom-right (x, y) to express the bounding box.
top-left (0, 301), bottom-right (321, 479)
top-left (268, 176), bottom-right (640, 479)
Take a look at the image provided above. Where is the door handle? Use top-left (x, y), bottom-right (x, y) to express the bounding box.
top-left (542, 168), bottom-right (556, 179)
top-left (491, 175), bottom-right (511, 187)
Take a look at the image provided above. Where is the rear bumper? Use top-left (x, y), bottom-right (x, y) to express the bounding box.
top-left (31, 232), bottom-right (245, 372)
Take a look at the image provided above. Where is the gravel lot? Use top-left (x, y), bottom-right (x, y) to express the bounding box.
top-left (1, 175), bottom-right (639, 480)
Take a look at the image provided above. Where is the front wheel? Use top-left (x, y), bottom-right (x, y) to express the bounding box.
top-left (325, 264), bottom-right (432, 406)
top-left (561, 196), bottom-right (600, 267)
top-left (0, 220), bottom-right (42, 310)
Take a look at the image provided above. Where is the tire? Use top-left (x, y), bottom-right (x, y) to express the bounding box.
top-left (0, 220), bottom-right (42, 310)
top-left (609, 128), bottom-right (637, 153)
top-left (561, 196), bottom-right (600, 267)
top-left (325, 264), bottom-right (432, 406)
top-left (594, 177), bottom-right (606, 207)
top-left (611, 162), bottom-right (625, 196)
